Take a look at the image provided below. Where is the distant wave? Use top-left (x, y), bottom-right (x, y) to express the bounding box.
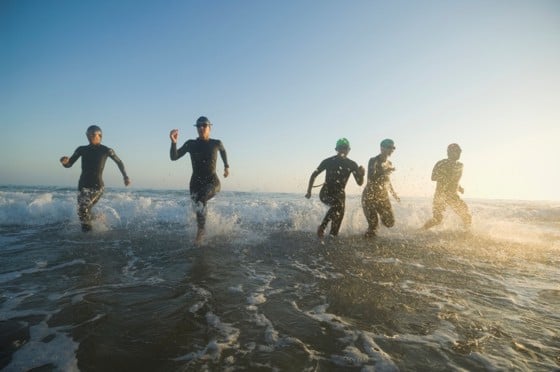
top-left (0, 186), bottom-right (558, 246)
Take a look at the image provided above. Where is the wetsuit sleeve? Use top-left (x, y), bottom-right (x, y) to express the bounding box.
top-left (431, 160), bottom-right (445, 182)
top-left (352, 161), bottom-right (364, 186)
top-left (316, 159), bottom-right (328, 173)
top-left (218, 141), bottom-right (229, 168)
top-left (108, 148), bottom-right (128, 178)
top-left (170, 141), bottom-right (189, 161)
top-left (306, 159), bottom-right (327, 194)
top-left (63, 147), bottom-right (82, 168)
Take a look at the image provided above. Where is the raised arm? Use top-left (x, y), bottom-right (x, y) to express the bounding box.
top-left (169, 129), bottom-right (188, 161)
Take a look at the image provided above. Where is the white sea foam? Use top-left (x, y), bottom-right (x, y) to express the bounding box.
top-left (3, 321), bottom-right (79, 372)
top-left (0, 187), bottom-right (558, 248)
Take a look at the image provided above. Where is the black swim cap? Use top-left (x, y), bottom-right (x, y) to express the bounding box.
top-left (195, 116), bottom-right (211, 127)
top-left (86, 125), bottom-right (102, 136)
top-left (380, 138), bottom-right (395, 149)
top-left (447, 143), bottom-right (461, 152)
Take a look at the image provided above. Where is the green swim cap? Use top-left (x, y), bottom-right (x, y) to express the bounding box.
top-left (336, 138), bottom-right (350, 150)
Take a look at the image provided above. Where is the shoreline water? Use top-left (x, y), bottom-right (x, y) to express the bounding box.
top-left (1, 185), bottom-right (559, 371)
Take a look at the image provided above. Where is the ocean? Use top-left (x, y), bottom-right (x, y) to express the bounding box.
top-left (1, 185), bottom-right (559, 371)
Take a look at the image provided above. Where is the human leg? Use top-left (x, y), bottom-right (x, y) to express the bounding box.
top-left (190, 181), bottom-right (220, 229)
top-left (328, 197), bottom-right (345, 236)
top-left (449, 195), bottom-right (472, 227)
top-left (362, 194), bottom-right (379, 237)
top-left (423, 193), bottom-right (445, 229)
top-left (77, 188), bottom-right (103, 232)
top-left (378, 198), bottom-right (395, 228)
top-left (319, 188), bottom-right (342, 237)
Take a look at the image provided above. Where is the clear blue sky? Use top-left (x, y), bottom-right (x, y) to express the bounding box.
top-left (2, 0), bottom-right (559, 200)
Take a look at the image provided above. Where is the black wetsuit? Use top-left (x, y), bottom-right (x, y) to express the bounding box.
top-left (64, 144), bottom-right (128, 231)
top-left (313, 155), bottom-right (363, 236)
top-left (362, 155), bottom-right (396, 235)
top-left (170, 138), bottom-right (229, 229)
top-left (424, 159), bottom-right (471, 228)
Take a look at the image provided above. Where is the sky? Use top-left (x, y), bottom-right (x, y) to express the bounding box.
top-left (2, 0), bottom-right (559, 200)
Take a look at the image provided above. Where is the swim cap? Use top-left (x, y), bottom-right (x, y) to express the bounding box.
top-left (447, 143), bottom-right (461, 152)
top-left (335, 138), bottom-right (350, 150)
top-left (380, 138), bottom-right (395, 149)
top-left (195, 116), bottom-right (211, 127)
top-left (86, 125), bottom-right (102, 137)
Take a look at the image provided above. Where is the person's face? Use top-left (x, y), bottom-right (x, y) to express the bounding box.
top-left (196, 123), bottom-right (211, 138)
top-left (337, 146), bottom-right (350, 156)
top-left (448, 149), bottom-right (461, 161)
top-left (381, 145), bottom-right (395, 156)
top-left (88, 132), bottom-right (102, 145)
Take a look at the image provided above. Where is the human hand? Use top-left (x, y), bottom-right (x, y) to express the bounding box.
top-left (124, 177), bottom-right (131, 187)
top-left (60, 156), bottom-right (69, 165)
top-left (358, 166), bottom-right (365, 177)
top-left (305, 191), bottom-right (311, 199)
top-left (169, 129), bottom-right (179, 143)
top-left (224, 168), bottom-right (229, 178)
top-left (382, 161), bottom-right (395, 173)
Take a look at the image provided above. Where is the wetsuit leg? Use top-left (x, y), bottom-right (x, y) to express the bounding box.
top-left (190, 180), bottom-right (221, 230)
top-left (77, 188), bottom-right (103, 232)
top-left (377, 197), bottom-right (395, 228)
top-left (328, 197), bottom-right (345, 236)
top-left (362, 194), bottom-right (379, 236)
top-left (423, 192), bottom-right (446, 229)
top-left (448, 194), bottom-right (472, 226)
top-left (319, 187), bottom-right (345, 236)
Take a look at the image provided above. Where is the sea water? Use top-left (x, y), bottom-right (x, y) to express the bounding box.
top-left (0, 185), bottom-right (559, 371)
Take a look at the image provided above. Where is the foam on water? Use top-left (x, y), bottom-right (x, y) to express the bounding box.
top-left (1, 187), bottom-right (558, 248)
top-left (1, 186), bottom-right (559, 370)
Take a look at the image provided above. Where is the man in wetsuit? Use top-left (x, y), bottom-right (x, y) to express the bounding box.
top-left (305, 138), bottom-right (365, 238)
top-left (170, 116), bottom-right (229, 244)
top-left (362, 138), bottom-right (400, 238)
top-left (423, 143), bottom-right (472, 229)
top-left (60, 125), bottom-right (131, 232)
